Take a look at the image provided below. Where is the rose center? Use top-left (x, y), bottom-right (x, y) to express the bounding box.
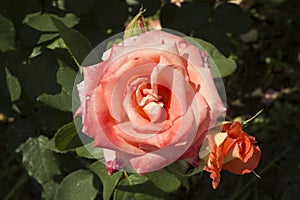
top-left (135, 83), bottom-right (167, 123)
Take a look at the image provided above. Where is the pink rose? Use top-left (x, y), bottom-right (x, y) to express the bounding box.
top-left (75, 30), bottom-right (225, 174)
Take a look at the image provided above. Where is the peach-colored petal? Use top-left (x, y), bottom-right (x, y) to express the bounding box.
top-left (93, 85), bottom-right (145, 154)
top-left (204, 144), bottom-right (224, 189)
top-left (223, 145), bottom-right (261, 174)
top-left (180, 43), bottom-right (226, 127)
top-left (109, 64), bottom-right (155, 123)
top-left (203, 122), bottom-right (261, 189)
top-left (180, 94), bottom-right (210, 159)
top-left (76, 62), bottom-right (108, 125)
top-left (103, 148), bottom-right (133, 175)
top-left (129, 107), bottom-right (198, 173)
top-left (227, 122), bottom-right (244, 138)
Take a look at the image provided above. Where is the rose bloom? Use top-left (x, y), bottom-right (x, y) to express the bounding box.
top-left (201, 122), bottom-right (261, 189)
top-left (76, 30), bottom-right (226, 174)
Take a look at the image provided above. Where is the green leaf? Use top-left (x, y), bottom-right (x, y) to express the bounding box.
top-left (37, 59), bottom-right (76, 112)
top-left (16, 136), bottom-right (61, 200)
top-left (0, 14), bottom-right (15, 52)
top-left (50, 17), bottom-right (93, 66)
top-left (114, 174), bottom-right (165, 200)
top-left (46, 37), bottom-right (67, 50)
top-left (90, 161), bottom-right (123, 200)
top-left (54, 170), bottom-right (98, 200)
top-left (76, 142), bottom-right (104, 159)
top-left (23, 12), bottom-right (80, 32)
top-left (215, 3), bottom-right (252, 35)
top-left (14, 51), bottom-right (60, 98)
top-left (144, 170), bottom-right (181, 193)
top-left (184, 36), bottom-right (237, 77)
top-left (5, 68), bottom-right (21, 102)
top-left (184, 160), bottom-right (206, 177)
top-left (16, 136), bottom-right (61, 185)
top-left (124, 9), bottom-right (146, 40)
top-left (53, 121), bottom-right (82, 151)
top-left (38, 33), bottom-right (59, 44)
top-left (166, 164), bottom-right (190, 190)
top-left (42, 182), bottom-right (59, 200)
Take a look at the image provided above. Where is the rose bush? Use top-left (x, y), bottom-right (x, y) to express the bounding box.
top-left (75, 30), bottom-right (226, 174)
top-left (201, 122), bottom-right (261, 189)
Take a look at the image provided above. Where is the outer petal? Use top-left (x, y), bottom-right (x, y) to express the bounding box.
top-left (179, 93), bottom-right (210, 159)
top-left (179, 43), bottom-right (226, 127)
top-left (76, 61), bottom-right (108, 127)
top-left (223, 145), bottom-right (261, 174)
top-left (103, 148), bottom-right (131, 175)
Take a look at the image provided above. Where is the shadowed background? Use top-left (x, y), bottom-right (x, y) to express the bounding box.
top-left (0, 0), bottom-right (299, 199)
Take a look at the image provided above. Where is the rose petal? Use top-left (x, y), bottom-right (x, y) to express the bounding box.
top-left (76, 62), bottom-right (108, 125)
top-left (155, 64), bottom-right (194, 121)
top-left (223, 145), bottom-right (261, 174)
top-left (129, 92), bottom-right (209, 173)
top-left (93, 85), bottom-right (145, 154)
top-left (109, 65), bottom-right (155, 123)
top-left (75, 81), bottom-right (85, 118)
top-left (129, 108), bottom-right (198, 174)
top-left (180, 44), bottom-right (226, 127)
top-left (103, 148), bottom-right (130, 175)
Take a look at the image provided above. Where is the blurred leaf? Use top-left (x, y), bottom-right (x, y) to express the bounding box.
top-left (37, 59), bottom-right (76, 112)
top-left (53, 121), bottom-right (82, 151)
top-left (12, 51), bottom-right (60, 98)
top-left (16, 136), bottom-right (61, 184)
top-left (23, 12), bottom-right (80, 32)
top-left (124, 9), bottom-right (146, 40)
top-left (5, 68), bottom-right (21, 102)
top-left (240, 28), bottom-right (258, 43)
top-left (76, 142), bottom-right (104, 159)
top-left (54, 170), bottom-right (98, 200)
top-left (0, 14), bottom-right (15, 52)
top-left (46, 37), bottom-right (67, 50)
top-left (42, 181), bottom-right (59, 200)
top-left (90, 161), bottom-right (123, 200)
top-left (215, 3), bottom-right (252, 35)
top-left (184, 36), bottom-right (237, 77)
top-left (29, 46), bottom-right (42, 58)
top-left (114, 174), bottom-right (165, 200)
top-left (184, 160), bottom-right (206, 177)
top-left (160, 2), bottom-right (210, 33)
top-left (16, 136), bottom-right (61, 200)
top-left (51, 17), bottom-right (93, 66)
top-left (195, 22), bottom-right (231, 55)
top-left (166, 163), bottom-right (189, 190)
top-left (38, 33), bottom-right (59, 44)
top-left (144, 170), bottom-right (181, 193)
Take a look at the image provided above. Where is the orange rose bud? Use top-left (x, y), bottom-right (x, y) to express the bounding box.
top-left (204, 122), bottom-right (261, 189)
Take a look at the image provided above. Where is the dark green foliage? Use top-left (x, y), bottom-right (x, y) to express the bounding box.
top-left (1, 0), bottom-right (299, 199)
